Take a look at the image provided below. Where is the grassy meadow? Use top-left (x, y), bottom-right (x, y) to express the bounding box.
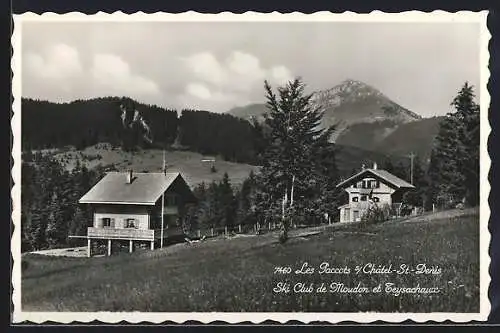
top-left (21, 208), bottom-right (480, 312)
top-left (43, 143), bottom-right (260, 187)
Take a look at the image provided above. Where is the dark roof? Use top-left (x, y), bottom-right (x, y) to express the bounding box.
top-left (79, 172), bottom-right (191, 205)
top-left (336, 168), bottom-right (415, 189)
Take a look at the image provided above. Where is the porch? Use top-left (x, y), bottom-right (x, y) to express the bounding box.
top-left (85, 226), bottom-right (186, 257)
top-left (338, 202), bottom-right (406, 223)
top-left (87, 226), bottom-right (184, 241)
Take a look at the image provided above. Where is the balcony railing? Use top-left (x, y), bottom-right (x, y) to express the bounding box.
top-left (349, 201), bottom-right (372, 210)
top-left (87, 226), bottom-right (186, 241)
top-left (88, 227), bottom-right (154, 241)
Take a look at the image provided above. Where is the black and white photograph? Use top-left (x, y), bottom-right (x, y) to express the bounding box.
top-left (11, 11), bottom-right (490, 323)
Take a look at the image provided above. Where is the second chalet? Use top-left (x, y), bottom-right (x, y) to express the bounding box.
top-left (336, 163), bottom-right (415, 223)
top-left (78, 170), bottom-right (196, 257)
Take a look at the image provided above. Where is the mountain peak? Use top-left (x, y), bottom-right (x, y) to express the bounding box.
top-left (227, 78), bottom-right (421, 131)
top-left (312, 79), bottom-right (383, 105)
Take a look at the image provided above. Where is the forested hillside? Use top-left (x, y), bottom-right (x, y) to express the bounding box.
top-left (22, 98), bottom-right (178, 150)
top-left (22, 98), bottom-right (259, 164)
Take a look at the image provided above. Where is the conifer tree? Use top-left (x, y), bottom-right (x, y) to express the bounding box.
top-left (428, 82), bottom-right (480, 207)
top-left (258, 78), bottom-right (338, 241)
top-left (218, 172), bottom-right (236, 227)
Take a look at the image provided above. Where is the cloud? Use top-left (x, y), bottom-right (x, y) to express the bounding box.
top-left (181, 52), bottom-right (225, 85)
top-left (185, 83), bottom-right (212, 100)
top-left (270, 65), bottom-right (294, 86)
top-left (24, 43), bottom-right (83, 80)
top-left (91, 53), bottom-right (160, 97)
top-left (180, 50), bottom-right (294, 110)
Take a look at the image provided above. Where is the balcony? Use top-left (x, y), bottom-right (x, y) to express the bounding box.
top-left (349, 201), bottom-right (371, 210)
top-left (88, 227), bottom-right (154, 241)
top-left (87, 226), bottom-right (186, 241)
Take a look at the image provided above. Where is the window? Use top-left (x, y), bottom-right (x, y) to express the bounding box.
top-left (361, 195), bottom-right (367, 202)
top-left (102, 218), bottom-right (112, 228)
top-left (356, 181), bottom-right (363, 188)
top-left (166, 194), bottom-right (177, 206)
top-left (126, 218), bottom-right (137, 228)
top-left (353, 210), bottom-right (359, 221)
top-left (373, 197), bottom-right (380, 203)
top-left (352, 196), bottom-right (359, 202)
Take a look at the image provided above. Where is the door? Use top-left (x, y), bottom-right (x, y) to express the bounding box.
top-left (353, 210), bottom-right (360, 222)
top-left (343, 208), bottom-right (350, 222)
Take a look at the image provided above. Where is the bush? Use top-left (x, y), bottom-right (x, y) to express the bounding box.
top-left (361, 203), bottom-right (391, 225)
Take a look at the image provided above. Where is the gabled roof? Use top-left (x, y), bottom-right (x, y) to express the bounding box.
top-left (79, 172), bottom-right (193, 205)
top-left (336, 168), bottom-right (415, 189)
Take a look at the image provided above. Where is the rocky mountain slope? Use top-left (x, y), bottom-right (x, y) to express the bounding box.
top-left (227, 79), bottom-right (438, 159)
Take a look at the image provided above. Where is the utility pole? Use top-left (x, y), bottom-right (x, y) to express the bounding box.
top-left (161, 149), bottom-right (166, 248)
top-left (408, 152), bottom-right (415, 185)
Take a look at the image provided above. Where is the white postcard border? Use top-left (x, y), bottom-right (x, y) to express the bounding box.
top-left (11, 10), bottom-right (491, 324)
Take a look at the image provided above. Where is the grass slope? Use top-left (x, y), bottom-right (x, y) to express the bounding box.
top-left (21, 209), bottom-right (479, 312)
top-left (49, 144), bottom-right (260, 187)
top-left (42, 143), bottom-right (398, 184)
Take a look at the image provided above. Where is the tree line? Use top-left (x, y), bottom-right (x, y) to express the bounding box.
top-left (21, 152), bottom-right (105, 251)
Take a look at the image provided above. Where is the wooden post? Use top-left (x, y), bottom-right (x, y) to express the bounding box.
top-left (197, 229), bottom-right (201, 238)
top-left (432, 203), bottom-right (436, 213)
top-left (129, 240), bottom-right (133, 253)
top-left (87, 238), bottom-right (91, 258)
top-left (107, 239), bottom-right (112, 256)
top-left (150, 241), bottom-right (155, 250)
top-left (268, 222), bottom-right (271, 230)
top-left (161, 193), bottom-right (165, 249)
top-left (238, 224), bottom-right (242, 233)
top-left (224, 226), bottom-right (228, 235)
top-left (211, 227), bottom-right (214, 237)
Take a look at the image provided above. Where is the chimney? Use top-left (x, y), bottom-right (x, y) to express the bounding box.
top-left (373, 162), bottom-right (378, 170)
top-left (127, 170), bottom-right (133, 184)
top-left (361, 164), bottom-right (366, 170)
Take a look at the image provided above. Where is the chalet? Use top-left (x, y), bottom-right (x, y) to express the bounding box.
top-left (78, 170), bottom-right (196, 257)
top-left (336, 163), bottom-right (415, 223)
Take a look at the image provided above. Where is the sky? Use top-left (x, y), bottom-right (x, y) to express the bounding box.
top-left (20, 21), bottom-right (481, 117)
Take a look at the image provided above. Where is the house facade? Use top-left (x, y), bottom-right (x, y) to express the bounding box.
top-left (336, 163), bottom-right (415, 223)
top-left (78, 170), bottom-right (196, 257)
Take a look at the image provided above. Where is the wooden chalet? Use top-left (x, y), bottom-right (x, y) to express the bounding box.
top-left (78, 170), bottom-right (196, 257)
top-left (336, 163), bottom-right (415, 223)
